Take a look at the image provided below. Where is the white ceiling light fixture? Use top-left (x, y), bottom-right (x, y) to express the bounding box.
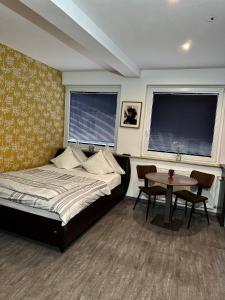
top-left (180, 40), bottom-right (192, 52)
top-left (168, 0), bottom-right (180, 5)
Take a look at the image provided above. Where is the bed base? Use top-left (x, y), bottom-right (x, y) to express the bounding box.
top-left (0, 151), bottom-right (130, 251)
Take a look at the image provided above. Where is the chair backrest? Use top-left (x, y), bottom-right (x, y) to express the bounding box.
top-left (136, 165), bottom-right (157, 179)
top-left (190, 170), bottom-right (215, 195)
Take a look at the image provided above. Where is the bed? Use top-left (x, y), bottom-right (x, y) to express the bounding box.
top-left (0, 150), bottom-right (130, 251)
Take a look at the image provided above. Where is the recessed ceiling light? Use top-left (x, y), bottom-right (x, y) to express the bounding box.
top-left (180, 40), bottom-right (192, 52)
top-left (168, 0), bottom-right (180, 4)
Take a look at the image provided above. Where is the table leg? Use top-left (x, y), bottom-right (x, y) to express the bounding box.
top-left (164, 185), bottom-right (173, 224)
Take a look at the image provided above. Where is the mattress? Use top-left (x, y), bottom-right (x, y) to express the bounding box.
top-left (0, 165), bottom-right (121, 225)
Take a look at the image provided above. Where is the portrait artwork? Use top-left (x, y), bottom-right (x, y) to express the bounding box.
top-left (120, 101), bottom-right (142, 128)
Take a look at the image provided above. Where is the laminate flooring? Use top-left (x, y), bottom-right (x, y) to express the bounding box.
top-left (0, 197), bottom-right (225, 300)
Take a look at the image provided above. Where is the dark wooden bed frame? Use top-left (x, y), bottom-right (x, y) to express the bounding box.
top-left (0, 150), bottom-right (130, 252)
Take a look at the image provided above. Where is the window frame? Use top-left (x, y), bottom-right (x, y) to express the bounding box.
top-left (64, 85), bottom-right (121, 150)
top-left (142, 86), bottom-right (225, 165)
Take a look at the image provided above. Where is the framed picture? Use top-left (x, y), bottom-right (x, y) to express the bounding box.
top-left (120, 101), bottom-right (142, 128)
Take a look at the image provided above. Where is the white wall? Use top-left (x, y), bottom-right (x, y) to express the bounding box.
top-left (63, 68), bottom-right (225, 212)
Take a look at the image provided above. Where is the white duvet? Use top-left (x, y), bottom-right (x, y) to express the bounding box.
top-left (0, 165), bottom-right (121, 225)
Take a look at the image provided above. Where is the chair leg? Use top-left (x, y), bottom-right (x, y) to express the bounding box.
top-left (153, 195), bottom-right (156, 208)
top-left (187, 203), bottom-right (195, 229)
top-left (146, 195), bottom-right (151, 221)
top-left (185, 201), bottom-right (187, 216)
top-left (203, 200), bottom-right (210, 225)
top-left (133, 190), bottom-right (141, 210)
top-left (171, 196), bottom-right (178, 219)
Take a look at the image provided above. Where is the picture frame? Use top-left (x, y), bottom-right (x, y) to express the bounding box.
top-left (120, 101), bottom-right (142, 128)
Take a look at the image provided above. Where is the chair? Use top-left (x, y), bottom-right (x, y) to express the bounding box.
top-left (133, 165), bottom-right (166, 220)
top-left (172, 170), bottom-right (215, 228)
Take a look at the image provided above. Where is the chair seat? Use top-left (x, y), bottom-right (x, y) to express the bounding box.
top-left (139, 185), bottom-right (166, 196)
top-left (174, 190), bottom-right (207, 203)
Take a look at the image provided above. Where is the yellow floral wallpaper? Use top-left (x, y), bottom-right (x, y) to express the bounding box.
top-left (0, 43), bottom-right (65, 172)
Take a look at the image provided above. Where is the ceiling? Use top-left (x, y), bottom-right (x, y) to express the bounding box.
top-left (0, 3), bottom-right (101, 71)
top-left (1, 0), bottom-right (225, 77)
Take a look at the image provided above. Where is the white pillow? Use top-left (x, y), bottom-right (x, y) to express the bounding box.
top-left (51, 147), bottom-right (80, 169)
top-left (103, 147), bottom-right (125, 175)
top-left (71, 145), bottom-right (87, 163)
top-left (82, 150), bottom-right (114, 175)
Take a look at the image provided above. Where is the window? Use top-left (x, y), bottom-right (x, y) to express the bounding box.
top-left (149, 93), bottom-right (218, 156)
top-left (65, 87), bottom-right (120, 147)
top-left (143, 87), bottom-right (224, 164)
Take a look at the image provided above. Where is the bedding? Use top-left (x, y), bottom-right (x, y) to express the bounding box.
top-left (102, 147), bottom-right (125, 175)
top-left (0, 198), bottom-right (61, 221)
top-left (71, 145), bottom-right (87, 162)
top-left (0, 164), bottom-right (121, 226)
top-left (50, 146), bottom-right (81, 169)
top-left (0, 168), bottom-right (88, 200)
top-left (82, 150), bottom-right (114, 175)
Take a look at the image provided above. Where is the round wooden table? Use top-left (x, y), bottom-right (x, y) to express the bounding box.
top-left (145, 172), bottom-right (198, 230)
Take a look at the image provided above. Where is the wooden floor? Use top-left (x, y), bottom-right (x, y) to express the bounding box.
top-left (0, 197), bottom-right (225, 300)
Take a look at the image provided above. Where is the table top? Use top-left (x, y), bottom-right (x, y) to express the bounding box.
top-left (145, 172), bottom-right (198, 187)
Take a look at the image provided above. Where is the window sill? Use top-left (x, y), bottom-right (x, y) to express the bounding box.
top-left (125, 154), bottom-right (221, 168)
top-left (67, 141), bottom-right (115, 152)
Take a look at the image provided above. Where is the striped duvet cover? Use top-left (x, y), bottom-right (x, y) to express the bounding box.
top-left (0, 166), bottom-right (111, 225)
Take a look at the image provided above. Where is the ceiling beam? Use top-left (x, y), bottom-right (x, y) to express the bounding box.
top-left (1, 0), bottom-right (140, 77)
